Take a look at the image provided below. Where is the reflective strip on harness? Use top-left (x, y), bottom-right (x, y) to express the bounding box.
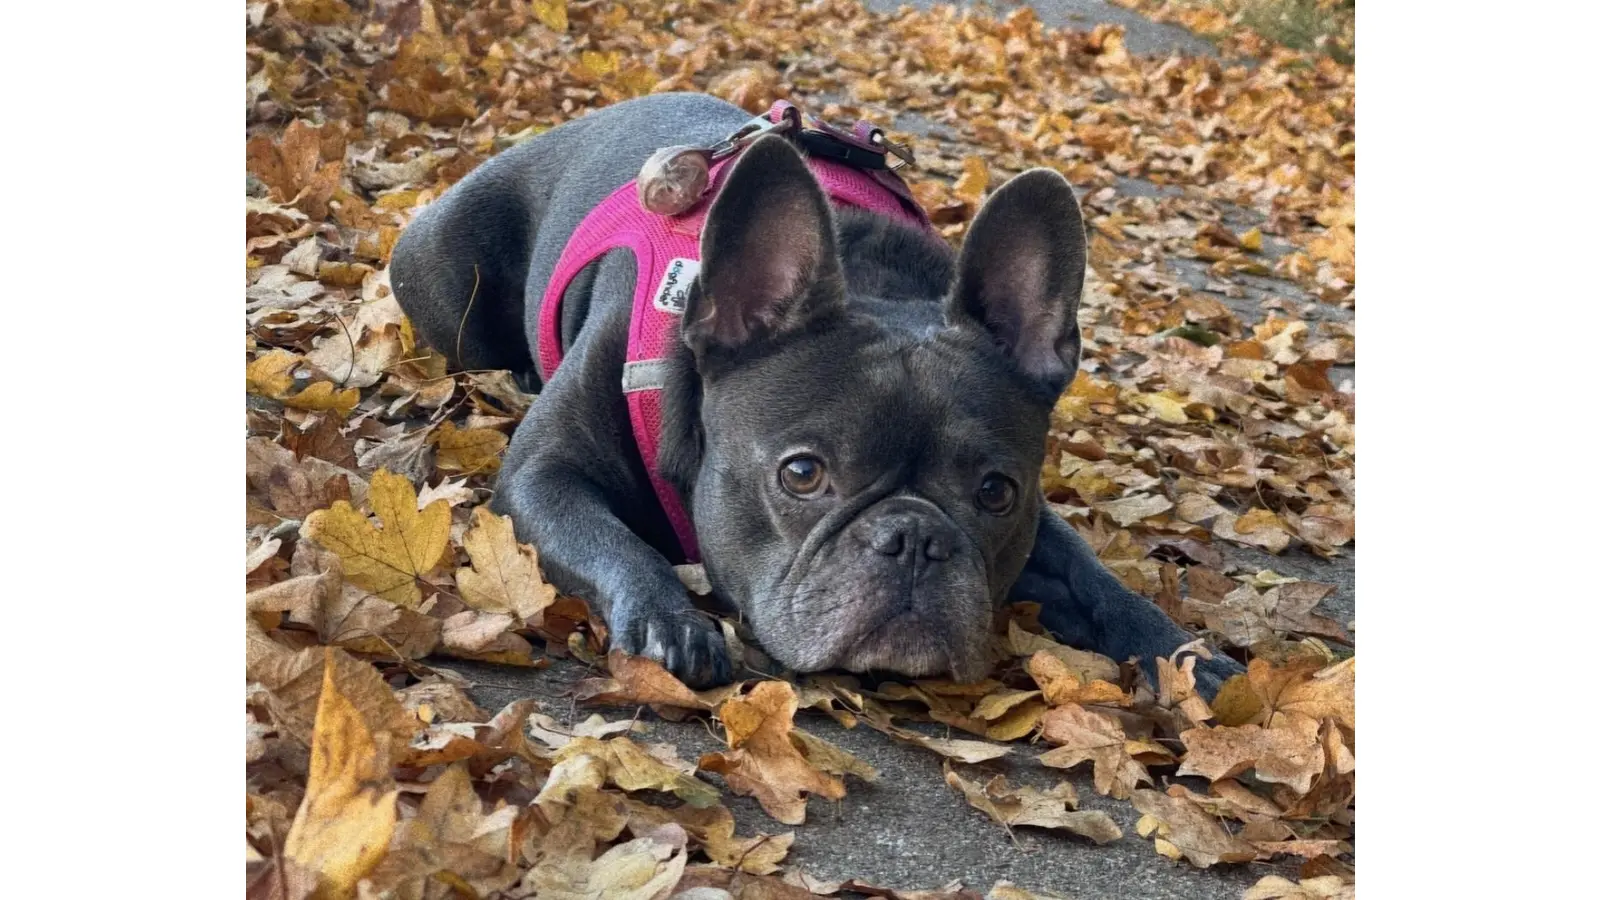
top-left (621, 360), bottom-right (670, 393)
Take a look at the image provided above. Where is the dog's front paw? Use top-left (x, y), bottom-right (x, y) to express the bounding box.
top-left (1125, 631), bottom-right (1246, 701)
top-left (610, 603), bottom-right (734, 689)
top-left (1182, 647), bottom-right (1246, 700)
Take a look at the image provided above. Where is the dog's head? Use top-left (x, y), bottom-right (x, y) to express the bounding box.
top-left (663, 135), bottom-right (1086, 682)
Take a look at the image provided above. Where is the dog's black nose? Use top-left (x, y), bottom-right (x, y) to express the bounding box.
top-left (857, 512), bottom-right (957, 563)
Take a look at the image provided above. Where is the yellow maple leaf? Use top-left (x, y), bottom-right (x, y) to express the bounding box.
top-left (247, 349), bottom-right (359, 417)
top-left (1132, 391), bottom-right (1190, 425)
top-left (455, 506), bottom-right (557, 620)
top-left (246, 349), bottom-right (298, 398)
top-left (283, 380), bottom-right (359, 416)
top-left (303, 469), bottom-right (450, 608)
top-left (282, 649), bottom-right (407, 900)
top-left (953, 155), bottom-right (990, 204)
top-left (1307, 225), bottom-right (1354, 267)
top-left (581, 50), bottom-right (621, 78)
top-left (430, 421), bottom-right (508, 475)
top-left (1210, 672), bottom-right (1263, 726)
top-left (532, 0), bottom-right (567, 32)
top-left (617, 64), bottom-right (661, 98)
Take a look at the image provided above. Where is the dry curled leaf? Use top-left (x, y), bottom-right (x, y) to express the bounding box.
top-left (1027, 651), bottom-right (1131, 707)
top-left (455, 506), bottom-right (557, 620)
top-left (1242, 875), bottom-right (1354, 900)
top-left (281, 649), bottom-right (418, 899)
top-left (1036, 704), bottom-right (1152, 800)
top-left (860, 703), bottom-right (1013, 764)
top-left (944, 764), bottom-right (1122, 844)
top-left (1264, 657), bottom-right (1355, 732)
top-left (624, 799), bottom-right (795, 875)
top-left (523, 826), bottom-right (689, 900)
top-left (790, 728), bottom-right (879, 783)
top-left (1157, 652), bottom-right (1214, 726)
top-left (1178, 717), bottom-right (1324, 795)
top-left (1187, 582), bottom-right (1349, 647)
top-left (575, 650), bottom-right (741, 712)
top-left (1131, 788), bottom-right (1257, 869)
top-left (952, 155), bottom-right (989, 204)
top-left (1006, 622), bottom-right (1121, 682)
top-left (555, 735), bottom-right (720, 807)
top-left (699, 681), bottom-right (846, 825)
top-left (363, 763), bottom-right (520, 896)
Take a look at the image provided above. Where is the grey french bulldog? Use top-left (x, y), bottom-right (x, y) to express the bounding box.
top-left (390, 93), bottom-right (1242, 695)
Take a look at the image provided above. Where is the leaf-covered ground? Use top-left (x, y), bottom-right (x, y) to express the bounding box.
top-left (245, 1), bottom-right (1355, 898)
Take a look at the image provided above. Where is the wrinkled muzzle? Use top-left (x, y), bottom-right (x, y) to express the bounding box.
top-left (747, 496), bottom-right (996, 682)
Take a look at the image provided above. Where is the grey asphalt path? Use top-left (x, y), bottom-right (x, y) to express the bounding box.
top-left (448, 655), bottom-right (1291, 899)
top-left (443, 4), bottom-right (1351, 897)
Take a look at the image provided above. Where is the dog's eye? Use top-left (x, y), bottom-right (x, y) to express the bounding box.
top-left (779, 455), bottom-right (828, 497)
top-left (975, 474), bottom-right (1018, 515)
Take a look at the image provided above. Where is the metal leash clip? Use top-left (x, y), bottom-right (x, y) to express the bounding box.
top-left (710, 109), bottom-right (798, 159)
top-left (873, 131), bottom-right (917, 170)
top-left (637, 112), bottom-right (800, 216)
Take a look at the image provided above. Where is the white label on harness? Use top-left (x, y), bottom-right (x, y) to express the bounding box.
top-left (652, 257), bottom-right (699, 315)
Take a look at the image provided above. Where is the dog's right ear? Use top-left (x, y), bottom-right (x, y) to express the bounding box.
top-left (684, 135), bottom-right (846, 358)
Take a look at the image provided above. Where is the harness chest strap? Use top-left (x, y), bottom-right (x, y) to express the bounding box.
top-left (535, 133), bottom-right (933, 563)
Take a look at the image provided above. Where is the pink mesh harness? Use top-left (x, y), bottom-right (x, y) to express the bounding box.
top-left (536, 106), bottom-right (932, 562)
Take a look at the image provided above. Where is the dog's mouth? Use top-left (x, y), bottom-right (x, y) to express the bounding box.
top-left (747, 572), bottom-right (994, 683)
top-left (831, 610), bottom-right (980, 680)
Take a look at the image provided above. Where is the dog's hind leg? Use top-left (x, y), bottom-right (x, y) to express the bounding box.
top-left (390, 159), bottom-right (538, 381)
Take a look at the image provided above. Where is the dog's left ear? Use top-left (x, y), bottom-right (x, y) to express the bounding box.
top-left (685, 135), bottom-right (846, 358)
top-left (947, 168), bottom-right (1086, 394)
